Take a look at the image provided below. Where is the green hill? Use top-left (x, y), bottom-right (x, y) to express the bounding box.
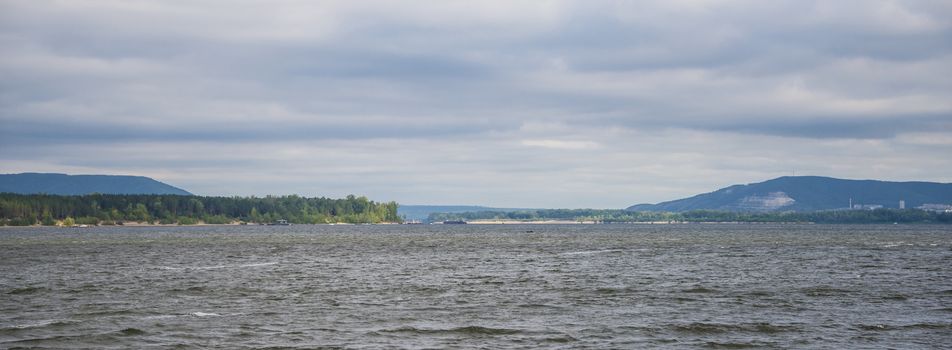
top-left (628, 176), bottom-right (952, 212)
top-left (0, 173), bottom-right (191, 196)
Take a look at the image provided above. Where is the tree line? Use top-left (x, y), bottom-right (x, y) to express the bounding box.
top-left (0, 193), bottom-right (401, 226)
top-left (428, 208), bottom-right (952, 224)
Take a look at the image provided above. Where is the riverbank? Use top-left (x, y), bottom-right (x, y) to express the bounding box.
top-left (0, 221), bottom-right (404, 228)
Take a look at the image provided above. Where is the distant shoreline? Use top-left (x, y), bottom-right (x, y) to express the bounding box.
top-left (462, 220), bottom-right (816, 225)
top-left (8, 221), bottom-right (952, 228)
top-left (0, 193), bottom-right (402, 227)
top-left (458, 220), bottom-right (593, 225)
top-left (0, 221), bottom-right (405, 228)
top-left (455, 220), bottom-right (825, 225)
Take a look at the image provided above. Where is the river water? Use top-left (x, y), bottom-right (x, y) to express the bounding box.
top-left (1, 224), bottom-right (950, 349)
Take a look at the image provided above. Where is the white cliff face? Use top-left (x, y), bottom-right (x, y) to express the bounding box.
top-left (736, 192), bottom-right (795, 210)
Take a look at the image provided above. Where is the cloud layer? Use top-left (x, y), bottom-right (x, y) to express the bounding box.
top-left (2, 1), bottom-right (951, 207)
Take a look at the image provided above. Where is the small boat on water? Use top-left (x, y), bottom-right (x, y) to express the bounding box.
top-left (267, 219), bottom-right (291, 226)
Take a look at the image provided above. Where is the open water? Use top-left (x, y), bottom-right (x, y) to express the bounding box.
top-left (1, 224), bottom-right (950, 349)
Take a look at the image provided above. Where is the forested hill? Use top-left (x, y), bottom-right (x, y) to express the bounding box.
top-left (628, 176), bottom-right (952, 212)
top-left (0, 193), bottom-right (400, 226)
top-left (0, 173), bottom-right (191, 195)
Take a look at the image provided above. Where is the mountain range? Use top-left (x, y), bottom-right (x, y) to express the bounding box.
top-left (628, 176), bottom-right (952, 212)
top-left (0, 173), bottom-right (191, 196)
top-left (5, 173), bottom-right (951, 214)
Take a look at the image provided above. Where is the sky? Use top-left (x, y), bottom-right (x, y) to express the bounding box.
top-left (1, 1), bottom-right (951, 208)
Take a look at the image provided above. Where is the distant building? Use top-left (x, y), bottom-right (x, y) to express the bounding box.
top-left (899, 200), bottom-right (905, 209)
top-left (918, 204), bottom-right (952, 213)
top-left (852, 204), bottom-right (883, 210)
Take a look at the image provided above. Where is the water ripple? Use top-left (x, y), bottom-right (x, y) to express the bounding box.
top-left (1, 223), bottom-right (949, 349)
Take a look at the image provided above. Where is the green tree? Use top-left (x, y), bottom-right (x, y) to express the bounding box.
top-left (250, 207), bottom-right (261, 223)
top-left (41, 208), bottom-right (55, 226)
top-left (130, 203), bottom-right (151, 222)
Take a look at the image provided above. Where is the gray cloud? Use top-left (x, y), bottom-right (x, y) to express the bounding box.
top-left (709, 114), bottom-right (952, 139)
top-left (2, 0), bottom-right (951, 207)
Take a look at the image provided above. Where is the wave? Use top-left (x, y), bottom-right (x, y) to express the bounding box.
top-left (880, 293), bottom-right (908, 301)
top-left (671, 322), bottom-right (797, 334)
top-left (517, 303), bottom-right (564, 310)
top-left (705, 341), bottom-right (763, 348)
top-left (158, 262), bottom-right (278, 270)
top-left (74, 309), bottom-right (138, 317)
top-left (2, 327), bottom-right (148, 345)
top-left (801, 286), bottom-right (854, 296)
top-left (382, 325), bottom-right (523, 336)
top-left (560, 249), bottom-right (623, 256)
top-left (880, 241), bottom-right (912, 248)
top-left (141, 314), bottom-right (177, 320)
top-left (682, 287), bottom-right (719, 294)
top-left (65, 284), bottom-right (102, 294)
top-left (168, 286), bottom-right (210, 295)
top-left (239, 262), bottom-right (280, 268)
top-left (856, 323), bottom-right (952, 331)
top-left (745, 290), bottom-right (772, 297)
top-left (6, 286), bottom-right (48, 295)
top-left (1, 319), bottom-right (77, 331)
top-left (544, 334), bottom-right (578, 343)
top-left (139, 312), bottom-right (222, 319)
top-left (118, 327), bottom-right (146, 336)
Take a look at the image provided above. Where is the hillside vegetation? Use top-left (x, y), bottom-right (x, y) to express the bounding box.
top-left (0, 173), bottom-right (191, 195)
top-left (0, 193), bottom-right (400, 226)
top-left (629, 176), bottom-right (952, 212)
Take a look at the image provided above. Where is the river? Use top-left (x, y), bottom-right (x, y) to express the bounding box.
top-left (1, 224), bottom-right (950, 348)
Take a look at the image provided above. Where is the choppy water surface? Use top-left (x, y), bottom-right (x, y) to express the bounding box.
top-left (1, 224), bottom-right (950, 349)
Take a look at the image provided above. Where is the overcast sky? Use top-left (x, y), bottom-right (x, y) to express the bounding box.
top-left (2, 1), bottom-right (951, 208)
